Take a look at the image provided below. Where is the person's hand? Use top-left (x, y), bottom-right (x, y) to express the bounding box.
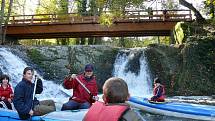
top-left (65, 64), bottom-right (72, 70)
top-left (8, 98), bottom-right (12, 103)
top-left (70, 74), bottom-right (77, 79)
top-left (92, 96), bottom-right (99, 101)
top-left (10, 94), bottom-right (14, 98)
top-left (29, 109), bottom-right (34, 116)
top-left (1, 97), bottom-right (5, 100)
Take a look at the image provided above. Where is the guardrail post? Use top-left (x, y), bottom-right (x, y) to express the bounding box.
top-left (31, 15), bottom-right (34, 24)
top-left (189, 10), bottom-right (192, 21)
top-left (12, 16), bottom-right (15, 24)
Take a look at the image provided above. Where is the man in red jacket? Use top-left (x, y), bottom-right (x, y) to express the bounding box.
top-left (61, 64), bottom-right (98, 110)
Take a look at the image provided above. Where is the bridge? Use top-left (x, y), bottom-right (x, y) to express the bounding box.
top-left (5, 10), bottom-right (192, 39)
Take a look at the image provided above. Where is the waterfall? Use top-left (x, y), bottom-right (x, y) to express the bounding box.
top-left (113, 48), bottom-right (153, 97)
top-left (0, 47), bottom-right (68, 101)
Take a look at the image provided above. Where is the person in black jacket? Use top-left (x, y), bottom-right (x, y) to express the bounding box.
top-left (13, 67), bottom-right (56, 120)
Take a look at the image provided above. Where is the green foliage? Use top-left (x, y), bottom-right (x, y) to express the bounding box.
top-left (174, 22), bottom-right (185, 44)
top-left (161, 0), bottom-right (179, 10)
top-left (177, 37), bottom-right (215, 95)
top-left (108, 0), bottom-right (145, 11)
top-left (58, 0), bottom-right (69, 14)
top-left (19, 36), bottom-right (171, 47)
top-left (19, 38), bottom-right (77, 46)
top-left (27, 48), bottom-right (45, 62)
top-left (36, 0), bottom-right (58, 14)
top-left (95, 0), bottom-right (180, 27)
top-left (103, 37), bottom-right (170, 48)
top-left (204, 0), bottom-right (215, 18)
top-left (205, 0), bottom-right (215, 6)
top-left (99, 13), bottom-right (114, 26)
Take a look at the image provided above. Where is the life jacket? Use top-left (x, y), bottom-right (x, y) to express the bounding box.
top-left (84, 101), bottom-right (129, 121)
top-left (0, 84), bottom-right (13, 100)
top-left (153, 84), bottom-right (165, 102)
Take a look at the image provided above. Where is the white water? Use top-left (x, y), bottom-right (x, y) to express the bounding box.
top-left (0, 47), bottom-right (69, 103)
top-left (113, 48), bottom-right (153, 97)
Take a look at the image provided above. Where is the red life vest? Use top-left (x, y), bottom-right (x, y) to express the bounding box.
top-left (153, 84), bottom-right (165, 102)
top-left (0, 84), bottom-right (13, 100)
top-left (84, 101), bottom-right (129, 121)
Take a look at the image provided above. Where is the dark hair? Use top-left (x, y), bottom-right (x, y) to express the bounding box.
top-left (103, 77), bottom-right (129, 103)
top-left (0, 74), bottom-right (10, 83)
top-left (154, 77), bottom-right (161, 84)
top-left (23, 67), bottom-right (34, 75)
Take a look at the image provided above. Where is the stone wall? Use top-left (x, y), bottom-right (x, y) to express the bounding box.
top-left (145, 37), bottom-right (215, 96)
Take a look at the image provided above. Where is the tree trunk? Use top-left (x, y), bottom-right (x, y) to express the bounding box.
top-left (179, 0), bottom-right (205, 23)
top-left (61, 38), bottom-right (69, 45)
top-left (80, 38), bottom-right (85, 45)
top-left (119, 37), bottom-right (125, 47)
top-left (75, 38), bottom-right (80, 45)
top-left (88, 37), bottom-right (94, 45)
top-left (3, 0), bottom-right (14, 45)
top-left (157, 36), bottom-right (160, 44)
top-left (94, 37), bottom-right (102, 44)
top-left (0, 0), bottom-right (5, 45)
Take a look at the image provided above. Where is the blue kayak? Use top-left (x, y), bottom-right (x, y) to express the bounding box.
top-left (127, 96), bottom-right (215, 121)
top-left (0, 108), bottom-right (87, 121)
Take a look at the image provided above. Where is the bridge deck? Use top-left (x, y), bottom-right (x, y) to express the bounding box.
top-left (5, 10), bottom-right (192, 39)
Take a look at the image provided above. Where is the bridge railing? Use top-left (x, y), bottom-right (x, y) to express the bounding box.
top-left (8, 10), bottom-right (192, 25)
top-left (120, 9), bottom-right (192, 21)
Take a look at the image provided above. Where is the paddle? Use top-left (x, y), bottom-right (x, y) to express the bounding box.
top-left (74, 76), bottom-right (99, 101)
top-left (29, 75), bottom-right (38, 121)
top-left (148, 100), bottom-right (168, 104)
top-left (144, 97), bottom-right (170, 104)
top-left (32, 75), bottom-right (38, 101)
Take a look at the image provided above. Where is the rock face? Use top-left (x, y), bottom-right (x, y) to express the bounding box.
top-left (26, 45), bottom-right (118, 92)
top-left (27, 46), bottom-right (69, 81)
top-left (145, 37), bottom-right (215, 96)
top-left (145, 44), bottom-right (182, 95)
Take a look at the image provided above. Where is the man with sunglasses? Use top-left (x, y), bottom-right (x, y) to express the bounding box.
top-left (61, 64), bottom-right (98, 110)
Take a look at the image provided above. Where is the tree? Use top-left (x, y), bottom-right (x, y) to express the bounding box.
top-left (204, 0), bottom-right (215, 18)
top-left (161, 0), bottom-right (179, 10)
top-left (179, 0), bottom-right (206, 23)
top-left (36, 0), bottom-right (58, 14)
top-left (0, 0), bottom-right (14, 45)
top-left (2, 0), bottom-right (13, 44)
top-left (0, 0), bottom-right (5, 44)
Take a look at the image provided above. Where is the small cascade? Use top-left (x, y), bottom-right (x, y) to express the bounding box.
top-left (113, 48), bottom-right (153, 97)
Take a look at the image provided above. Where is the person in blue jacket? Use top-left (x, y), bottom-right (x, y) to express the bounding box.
top-left (13, 67), bottom-right (56, 120)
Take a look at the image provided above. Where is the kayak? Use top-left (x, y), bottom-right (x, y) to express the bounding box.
top-left (0, 108), bottom-right (87, 121)
top-left (127, 96), bottom-right (215, 121)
